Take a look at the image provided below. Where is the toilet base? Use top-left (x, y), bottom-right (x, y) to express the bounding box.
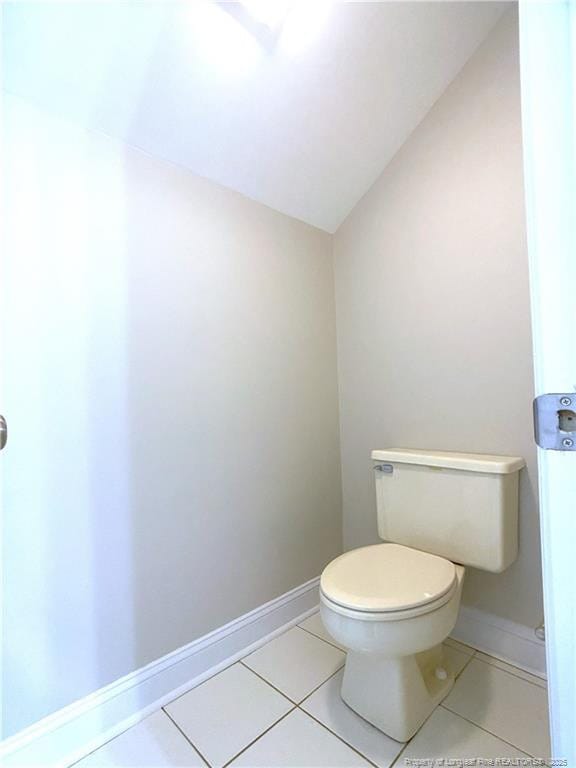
top-left (341, 644), bottom-right (454, 742)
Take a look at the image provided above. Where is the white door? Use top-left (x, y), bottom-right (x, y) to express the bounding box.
top-left (519, 0), bottom-right (576, 762)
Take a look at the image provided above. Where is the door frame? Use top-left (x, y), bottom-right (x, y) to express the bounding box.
top-left (519, 0), bottom-right (576, 762)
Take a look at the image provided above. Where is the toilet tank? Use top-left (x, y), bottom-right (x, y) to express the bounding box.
top-left (372, 449), bottom-right (525, 573)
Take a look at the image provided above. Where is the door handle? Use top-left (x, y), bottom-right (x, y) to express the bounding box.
top-left (0, 415), bottom-right (7, 451)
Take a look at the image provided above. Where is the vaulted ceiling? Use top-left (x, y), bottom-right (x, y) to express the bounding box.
top-left (3, 1), bottom-right (508, 232)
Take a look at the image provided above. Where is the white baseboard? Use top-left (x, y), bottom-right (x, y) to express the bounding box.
top-left (451, 605), bottom-right (547, 679)
top-left (0, 578), bottom-right (320, 768)
top-left (1, 586), bottom-right (546, 767)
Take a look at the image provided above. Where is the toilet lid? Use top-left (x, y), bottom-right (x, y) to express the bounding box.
top-left (320, 543), bottom-right (456, 613)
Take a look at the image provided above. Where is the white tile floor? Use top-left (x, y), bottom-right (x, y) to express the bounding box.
top-left (75, 613), bottom-right (550, 768)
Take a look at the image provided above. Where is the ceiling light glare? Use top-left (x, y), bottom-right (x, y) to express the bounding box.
top-left (278, 1), bottom-right (332, 56)
top-left (187, 1), bottom-right (262, 77)
top-left (240, 0), bottom-right (290, 30)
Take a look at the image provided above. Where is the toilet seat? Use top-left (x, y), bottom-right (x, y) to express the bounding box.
top-left (321, 579), bottom-right (459, 621)
top-left (320, 543), bottom-right (457, 618)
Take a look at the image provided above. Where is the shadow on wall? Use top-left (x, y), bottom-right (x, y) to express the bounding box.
top-left (121, 152), bottom-right (342, 677)
top-left (118, 1), bottom-right (342, 679)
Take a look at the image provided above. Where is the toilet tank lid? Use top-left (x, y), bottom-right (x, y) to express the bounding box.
top-left (371, 449), bottom-right (525, 474)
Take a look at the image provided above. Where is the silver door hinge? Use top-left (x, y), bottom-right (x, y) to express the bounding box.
top-left (533, 394), bottom-right (576, 450)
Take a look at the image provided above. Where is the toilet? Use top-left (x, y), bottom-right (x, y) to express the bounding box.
top-left (320, 449), bottom-right (525, 742)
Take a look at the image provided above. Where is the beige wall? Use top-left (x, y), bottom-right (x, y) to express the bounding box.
top-left (2, 96), bottom-right (342, 736)
top-left (3, 7), bottom-right (542, 739)
top-left (333, 10), bottom-right (542, 628)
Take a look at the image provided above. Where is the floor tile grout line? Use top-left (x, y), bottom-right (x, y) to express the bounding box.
top-left (169, 635), bottom-right (471, 716)
top-left (295, 708), bottom-right (383, 768)
top-left (439, 703), bottom-right (538, 757)
top-left (297, 623), bottom-right (345, 652)
top-left (387, 681), bottom-right (458, 768)
top-left (450, 652), bottom-right (547, 756)
top-left (238, 660), bottom-right (299, 705)
top-left (162, 707), bottom-right (214, 768)
top-left (70, 654), bottom-right (291, 767)
top-left (72, 635), bottom-right (544, 767)
top-left (297, 652), bottom-right (472, 768)
top-left (229, 641), bottom-right (477, 768)
top-left (388, 703), bottom-right (447, 768)
top-left (296, 663), bottom-right (346, 705)
top-left (445, 638), bottom-right (477, 656)
top-left (240, 657), bottom-right (346, 707)
top-left (454, 649), bottom-right (476, 679)
top-left (164, 620), bottom-right (341, 711)
top-left (163, 658), bottom-right (241, 708)
top-left (386, 651), bottom-right (478, 768)
top-left (447, 638), bottom-right (547, 686)
top-left (291, 623), bottom-right (346, 649)
top-left (389, 742), bottom-right (410, 768)
top-left (220, 706), bottom-right (297, 768)
top-left (292, 647), bottom-right (540, 768)
top-left (296, 661), bottom-right (477, 768)
top-left (471, 653), bottom-right (548, 689)
top-left (66, 727), bottom-right (132, 768)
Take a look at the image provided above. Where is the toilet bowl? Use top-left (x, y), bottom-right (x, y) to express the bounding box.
top-left (320, 542), bottom-right (465, 741)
